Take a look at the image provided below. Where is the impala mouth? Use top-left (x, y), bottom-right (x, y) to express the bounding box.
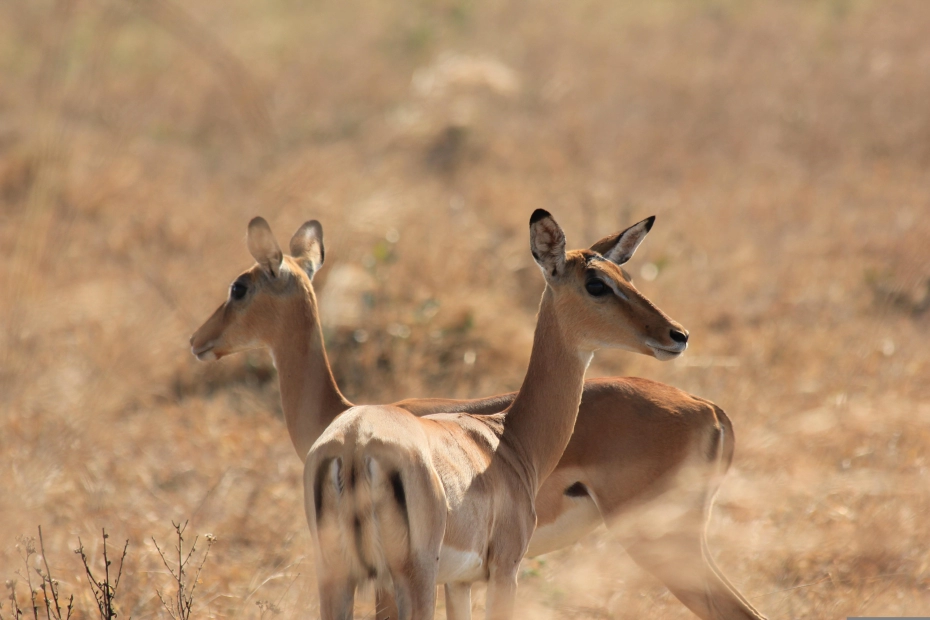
top-left (646, 339), bottom-right (687, 361)
top-left (191, 341), bottom-right (218, 362)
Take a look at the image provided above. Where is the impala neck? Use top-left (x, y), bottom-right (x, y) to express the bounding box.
top-left (269, 283), bottom-right (351, 459)
top-left (503, 287), bottom-right (592, 490)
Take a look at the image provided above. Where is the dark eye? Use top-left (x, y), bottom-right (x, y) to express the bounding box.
top-left (585, 279), bottom-right (608, 297)
top-left (230, 281), bottom-right (248, 300)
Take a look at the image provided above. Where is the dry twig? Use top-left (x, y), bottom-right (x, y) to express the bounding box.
top-left (152, 521), bottom-right (215, 620)
top-left (74, 529), bottom-right (129, 620)
top-left (0, 579), bottom-right (25, 620)
top-left (6, 529), bottom-right (74, 620)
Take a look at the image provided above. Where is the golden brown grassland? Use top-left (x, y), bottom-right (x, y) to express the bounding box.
top-left (1, 0), bottom-right (929, 617)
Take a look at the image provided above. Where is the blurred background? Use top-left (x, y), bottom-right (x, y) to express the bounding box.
top-left (1, 0), bottom-right (929, 617)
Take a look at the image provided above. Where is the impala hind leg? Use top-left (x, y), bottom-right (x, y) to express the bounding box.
top-left (391, 561), bottom-right (438, 620)
top-left (621, 519), bottom-right (766, 620)
top-left (317, 579), bottom-right (356, 620)
top-left (444, 583), bottom-right (472, 620)
top-left (375, 588), bottom-right (399, 620)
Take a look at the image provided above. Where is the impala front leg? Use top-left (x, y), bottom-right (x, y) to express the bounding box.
top-left (444, 583), bottom-right (472, 620)
top-left (484, 565), bottom-right (518, 620)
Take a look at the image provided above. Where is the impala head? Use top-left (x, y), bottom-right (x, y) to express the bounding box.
top-left (190, 217), bottom-right (325, 361)
top-left (529, 209), bottom-right (688, 360)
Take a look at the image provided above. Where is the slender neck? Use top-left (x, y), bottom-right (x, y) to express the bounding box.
top-left (269, 284), bottom-right (352, 459)
top-left (503, 287), bottom-right (592, 490)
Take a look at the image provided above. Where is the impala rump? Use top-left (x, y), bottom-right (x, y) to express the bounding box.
top-left (305, 406), bottom-right (447, 614)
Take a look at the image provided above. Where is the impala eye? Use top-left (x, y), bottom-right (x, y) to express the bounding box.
top-left (585, 279), bottom-right (608, 297)
top-left (230, 281), bottom-right (248, 301)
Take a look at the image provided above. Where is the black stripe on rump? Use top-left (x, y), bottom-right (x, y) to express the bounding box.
top-left (313, 458), bottom-right (332, 520)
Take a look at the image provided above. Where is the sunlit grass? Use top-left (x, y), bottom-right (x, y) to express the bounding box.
top-left (1, 0), bottom-right (928, 618)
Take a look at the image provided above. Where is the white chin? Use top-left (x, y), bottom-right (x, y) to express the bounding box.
top-left (195, 349), bottom-right (218, 362)
top-left (651, 348), bottom-right (682, 361)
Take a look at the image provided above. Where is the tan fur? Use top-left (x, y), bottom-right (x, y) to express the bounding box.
top-left (190, 216), bottom-right (766, 620)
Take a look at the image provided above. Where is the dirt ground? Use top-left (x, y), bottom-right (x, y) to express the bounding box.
top-left (1, 0), bottom-right (929, 618)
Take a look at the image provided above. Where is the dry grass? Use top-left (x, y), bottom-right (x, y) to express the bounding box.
top-left (1, 0), bottom-right (929, 617)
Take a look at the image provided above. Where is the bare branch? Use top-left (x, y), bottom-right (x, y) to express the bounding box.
top-left (1, 579), bottom-right (25, 620)
top-left (151, 522), bottom-right (214, 620)
top-left (74, 529), bottom-right (128, 619)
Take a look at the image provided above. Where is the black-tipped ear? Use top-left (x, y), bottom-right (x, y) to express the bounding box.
top-left (247, 217), bottom-right (284, 278)
top-left (289, 220), bottom-right (324, 279)
top-left (529, 209), bottom-right (566, 278)
top-left (589, 215), bottom-right (655, 265)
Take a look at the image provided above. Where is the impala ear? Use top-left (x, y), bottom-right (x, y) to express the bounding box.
top-left (529, 209), bottom-right (566, 278)
top-left (589, 215), bottom-right (655, 265)
top-left (247, 217), bottom-right (284, 278)
top-left (289, 219), bottom-right (325, 279)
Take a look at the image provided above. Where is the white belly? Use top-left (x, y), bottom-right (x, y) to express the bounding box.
top-left (526, 495), bottom-right (603, 557)
top-left (437, 546), bottom-right (485, 583)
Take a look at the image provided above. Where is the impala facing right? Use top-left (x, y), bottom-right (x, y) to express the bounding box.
top-left (305, 210), bottom-right (688, 619)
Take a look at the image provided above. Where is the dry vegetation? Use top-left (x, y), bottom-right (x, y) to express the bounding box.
top-left (1, 0), bottom-right (929, 617)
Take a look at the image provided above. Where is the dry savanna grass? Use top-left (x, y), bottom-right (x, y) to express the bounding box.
top-left (1, 0), bottom-right (929, 618)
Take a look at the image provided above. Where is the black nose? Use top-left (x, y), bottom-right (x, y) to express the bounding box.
top-left (670, 329), bottom-right (689, 344)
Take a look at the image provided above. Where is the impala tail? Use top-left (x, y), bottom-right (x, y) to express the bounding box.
top-left (305, 411), bottom-right (446, 615)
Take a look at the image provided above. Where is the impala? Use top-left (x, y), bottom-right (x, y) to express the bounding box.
top-left (191, 215), bottom-right (766, 620)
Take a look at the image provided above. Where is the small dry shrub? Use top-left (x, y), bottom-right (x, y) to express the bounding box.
top-left (152, 521), bottom-right (215, 620)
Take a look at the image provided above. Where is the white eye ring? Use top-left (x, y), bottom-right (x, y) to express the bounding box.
top-left (604, 278), bottom-right (630, 301)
